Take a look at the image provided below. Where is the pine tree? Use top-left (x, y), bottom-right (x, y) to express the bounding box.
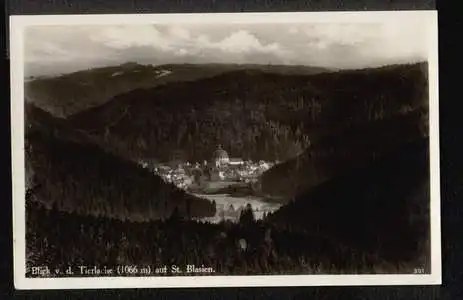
top-left (186, 198), bottom-right (192, 220)
top-left (169, 206), bottom-right (181, 223)
top-left (239, 203), bottom-right (255, 226)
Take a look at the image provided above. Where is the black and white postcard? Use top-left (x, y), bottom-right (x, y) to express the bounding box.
top-left (10, 11), bottom-right (440, 289)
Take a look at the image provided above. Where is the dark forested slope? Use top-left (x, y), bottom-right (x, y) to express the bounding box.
top-left (259, 106), bottom-right (429, 198)
top-left (268, 138), bottom-right (431, 264)
top-left (68, 62), bottom-right (428, 165)
top-left (26, 197), bottom-right (422, 276)
top-left (25, 103), bottom-right (215, 221)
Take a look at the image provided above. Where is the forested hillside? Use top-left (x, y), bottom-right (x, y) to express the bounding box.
top-left (260, 106), bottom-right (428, 198)
top-left (26, 199), bottom-right (423, 277)
top-left (268, 138), bottom-right (431, 264)
top-left (68, 62), bottom-right (428, 165)
top-left (26, 62), bottom-right (330, 117)
top-left (25, 103), bottom-right (215, 221)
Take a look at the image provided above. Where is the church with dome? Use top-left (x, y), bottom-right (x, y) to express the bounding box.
top-left (207, 145), bottom-right (244, 181)
top-left (212, 145), bottom-right (244, 168)
top-left (213, 144), bottom-right (230, 167)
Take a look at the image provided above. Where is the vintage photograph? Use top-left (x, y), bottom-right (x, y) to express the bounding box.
top-left (11, 11), bottom-right (440, 288)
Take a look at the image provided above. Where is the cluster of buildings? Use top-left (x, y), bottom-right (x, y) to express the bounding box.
top-left (138, 145), bottom-right (275, 191)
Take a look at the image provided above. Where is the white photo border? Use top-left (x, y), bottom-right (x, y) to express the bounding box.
top-left (10, 11), bottom-right (441, 289)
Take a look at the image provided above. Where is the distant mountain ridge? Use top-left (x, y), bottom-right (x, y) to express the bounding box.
top-left (26, 62), bottom-right (332, 117)
top-left (25, 103), bottom-right (216, 221)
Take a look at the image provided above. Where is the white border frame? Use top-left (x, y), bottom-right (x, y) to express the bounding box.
top-left (10, 11), bottom-right (440, 289)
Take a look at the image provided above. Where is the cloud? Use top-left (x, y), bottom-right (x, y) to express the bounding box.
top-left (25, 26), bottom-right (118, 64)
top-left (168, 27), bottom-right (191, 40)
top-left (88, 26), bottom-right (170, 50)
top-left (303, 24), bottom-right (376, 49)
top-left (27, 42), bottom-right (69, 61)
top-left (370, 21), bottom-right (427, 60)
top-left (175, 48), bottom-right (189, 56)
top-left (89, 27), bottom-right (286, 56)
top-left (214, 30), bottom-right (283, 54)
top-left (288, 27), bottom-right (299, 35)
top-left (292, 22), bottom-right (428, 68)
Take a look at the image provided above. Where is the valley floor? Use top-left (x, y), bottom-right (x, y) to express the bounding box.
top-left (195, 193), bottom-right (281, 223)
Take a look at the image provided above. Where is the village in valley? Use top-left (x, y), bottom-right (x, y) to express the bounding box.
top-left (137, 145), bottom-right (281, 222)
top-left (138, 145), bottom-right (276, 190)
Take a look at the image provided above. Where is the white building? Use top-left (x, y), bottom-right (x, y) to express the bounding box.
top-left (229, 158), bottom-right (244, 166)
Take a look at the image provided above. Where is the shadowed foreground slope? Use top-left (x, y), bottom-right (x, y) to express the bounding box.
top-left (24, 135), bottom-right (430, 276)
top-left (25, 103), bottom-right (215, 221)
top-left (268, 138), bottom-right (431, 265)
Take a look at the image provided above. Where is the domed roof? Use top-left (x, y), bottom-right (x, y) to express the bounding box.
top-left (213, 144), bottom-right (229, 159)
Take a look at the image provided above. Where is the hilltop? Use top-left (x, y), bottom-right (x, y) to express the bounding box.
top-left (25, 62), bottom-right (331, 117)
top-left (25, 103), bottom-right (216, 221)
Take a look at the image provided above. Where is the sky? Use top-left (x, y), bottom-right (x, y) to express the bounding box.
top-left (24, 20), bottom-right (429, 77)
